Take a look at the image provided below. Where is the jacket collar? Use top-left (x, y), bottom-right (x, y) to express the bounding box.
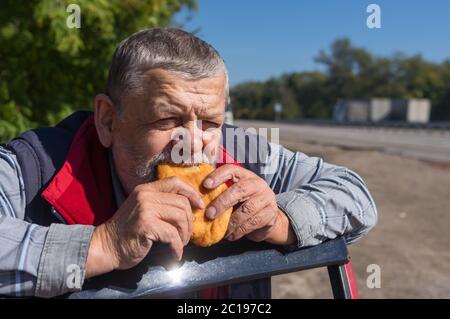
top-left (41, 116), bottom-right (115, 225)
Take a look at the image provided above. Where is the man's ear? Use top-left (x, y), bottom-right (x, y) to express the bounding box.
top-left (94, 94), bottom-right (116, 148)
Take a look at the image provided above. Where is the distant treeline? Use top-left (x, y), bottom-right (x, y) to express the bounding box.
top-left (230, 38), bottom-right (450, 122)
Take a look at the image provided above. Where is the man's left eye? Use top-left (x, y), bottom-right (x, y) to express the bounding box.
top-left (201, 121), bottom-right (220, 130)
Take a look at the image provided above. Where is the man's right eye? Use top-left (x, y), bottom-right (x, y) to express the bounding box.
top-left (155, 117), bottom-right (180, 127)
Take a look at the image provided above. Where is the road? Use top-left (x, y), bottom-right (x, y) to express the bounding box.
top-left (233, 119), bottom-right (450, 298)
top-left (235, 120), bottom-right (450, 163)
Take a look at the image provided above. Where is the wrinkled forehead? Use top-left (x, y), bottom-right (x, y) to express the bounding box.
top-left (124, 68), bottom-right (227, 120)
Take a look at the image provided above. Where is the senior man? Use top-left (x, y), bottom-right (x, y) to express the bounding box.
top-left (0, 28), bottom-right (377, 298)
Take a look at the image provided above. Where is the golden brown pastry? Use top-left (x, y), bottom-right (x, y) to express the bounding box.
top-left (156, 163), bottom-right (232, 247)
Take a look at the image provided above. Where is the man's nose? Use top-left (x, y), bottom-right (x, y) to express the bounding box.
top-left (186, 120), bottom-right (204, 155)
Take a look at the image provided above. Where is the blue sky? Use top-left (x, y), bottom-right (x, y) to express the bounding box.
top-left (176, 0), bottom-right (450, 86)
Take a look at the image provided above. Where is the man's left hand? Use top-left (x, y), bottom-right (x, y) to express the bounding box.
top-left (203, 164), bottom-right (296, 245)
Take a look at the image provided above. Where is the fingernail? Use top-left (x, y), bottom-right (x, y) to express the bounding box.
top-left (197, 198), bottom-right (205, 208)
top-left (173, 251), bottom-right (182, 261)
top-left (203, 178), bottom-right (214, 188)
top-left (206, 206), bottom-right (216, 219)
top-left (226, 233), bottom-right (235, 241)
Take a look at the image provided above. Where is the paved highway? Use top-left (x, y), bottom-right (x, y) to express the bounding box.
top-left (234, 120), bottom-right (450, 163)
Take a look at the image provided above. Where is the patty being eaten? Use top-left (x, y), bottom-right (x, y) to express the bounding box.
top-left (156, 163), bottom-right (232, 247)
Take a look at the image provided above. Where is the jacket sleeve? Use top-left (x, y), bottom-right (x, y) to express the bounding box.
top-left (259, 141), bottom-right (378, 248)
top-left (0, 146), bottom-right (95, 298)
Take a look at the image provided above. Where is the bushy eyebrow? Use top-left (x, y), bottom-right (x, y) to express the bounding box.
top-left (151, 100), bottom-right (224, 119)
top-left (147, 101), bottom-right (177, 118)
top-left (198, 111), bottom-right (224, 119)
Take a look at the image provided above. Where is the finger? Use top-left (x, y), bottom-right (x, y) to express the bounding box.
top-left (202, 164), bottom-right (254, 189)
top-left (135, 191), bottom-right (193, 245)
top-left (245, 225), bottom-right (273, 242)
top-left (225, 194), bottom-right (273, 237)
top-left (144, 177), bottom-right (204, 209)
top-left (206, 178), bottom-right (262, 219)
top-left (226, 206), bottom-right (277, 242)
top-left (155, 221), bottom-right (184, 260)
top-left (152, 199), bottom-right (191, 246)
top-left (156, 193), bottom-right (193, 245)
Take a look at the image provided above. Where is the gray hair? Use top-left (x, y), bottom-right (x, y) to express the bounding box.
top-left (106, 28), bottom-right (229, 112)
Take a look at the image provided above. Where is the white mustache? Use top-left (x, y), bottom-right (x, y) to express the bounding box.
top-left (135, 147), bottom-right (217, 181)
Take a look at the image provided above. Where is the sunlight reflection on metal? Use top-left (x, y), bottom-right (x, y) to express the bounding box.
top-left (166, 266), bottom-right (184, 284)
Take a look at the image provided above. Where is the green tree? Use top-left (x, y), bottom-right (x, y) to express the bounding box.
top-left (0, 0), bottom-right (197, 141)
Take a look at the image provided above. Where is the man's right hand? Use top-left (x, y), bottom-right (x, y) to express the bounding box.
top-left (85, 176), bottom-right (204, 278)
